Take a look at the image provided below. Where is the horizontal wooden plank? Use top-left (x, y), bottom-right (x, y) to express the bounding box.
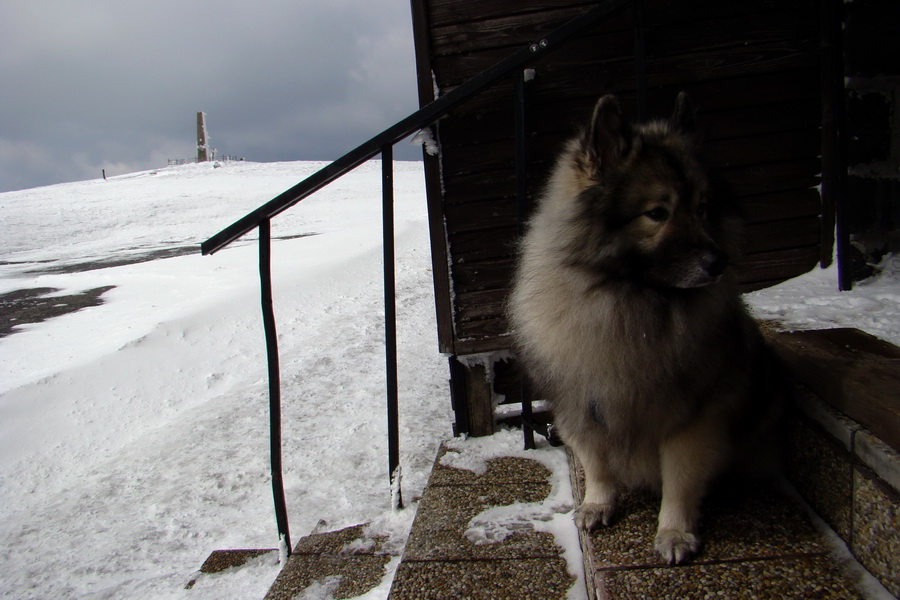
top-left (435, 83), bottom-right (821, 182)
top-left (438, 66), bottom-right (819, 133)
top-left (739, 278), bottom-right (795, 293)
top-left (639, 70), bottom-right (821, 117)
top-left (438, 100), bottom-right (586, 150)
top-left (437, 95), bottom-right (821, 182)
top-left (427, 0), bottom-right (816, 33)
top-left (454, 288), bottom-right (510, 322)
top-left (453, 329), bottom-right (514, 356)
top-left (720, 159), bottom-right (821, 196)
top-left (439, 128), bottom-right (820, 202)
top-left (432, 27), bottom-right (637, 89)
top-left (437, 92), bottom-right (821, 153)
top-left (697, 99), bottom-right (821, 141)
top-left (439, 106), bottom-right (822, 170)
top-left (741, 189), bottom-right (822, 224)
top-left (450, 228), bottom-right (517, 265)
top-left (540, 42), bottom-right (819, 97)
top-left (735, 245), bottom-right (821, 288)
top-left (741, 216), bottom-right (821, 254)
top-left (704, 129), bottom-right (822, 170)
top-left (768, 329), bottom-right (900, 453)
top-left (643, 8), bottom-right (817, 59)
top-left (440, 136), bottom-right (558, 180)
top-left (445, 201), bottom-right (520, 234)
top-left (428, 0), bottom-right (598, 29)
top-left (443, 168), bottom-right (551, 205)
top-left (451, 257), bottom-right (515, 292)
top-left (431, 4), bottom-right (608, 57)
top-left (455, 315), bottom-right (511, 345)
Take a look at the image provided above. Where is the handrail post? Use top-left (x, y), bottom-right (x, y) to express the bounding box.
top-left (514, 70), bottom-right (537, 451)
top-left (382, 147), bottom-right (403, 509)
top-left (259, 218), bottom-right (292, 554)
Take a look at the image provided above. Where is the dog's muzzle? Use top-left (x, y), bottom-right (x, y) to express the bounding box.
top-left (669, 248), bottom-right (729, 288)
top-left (700, 251), bottom-right (729, 279)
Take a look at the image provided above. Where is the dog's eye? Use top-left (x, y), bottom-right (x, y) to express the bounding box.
top-left (696, 203), bottom-right (708, 218)
top-left (644, 207), bottom-right (669, 222)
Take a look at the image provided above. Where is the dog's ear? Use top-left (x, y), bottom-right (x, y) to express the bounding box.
top-left (587, 95), bottom-right (632, 174)
top-left (670, 92), bottom-right (697, 134)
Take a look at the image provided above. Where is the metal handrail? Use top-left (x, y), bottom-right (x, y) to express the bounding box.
top-left (200, 0), bottom-right (633, 556)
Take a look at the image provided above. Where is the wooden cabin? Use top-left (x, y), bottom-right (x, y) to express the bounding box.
top-left (410, 0), bottom-right (840, 436)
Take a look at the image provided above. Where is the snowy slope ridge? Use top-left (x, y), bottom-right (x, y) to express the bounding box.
top-left (1, 160), bottom-right (899, 599)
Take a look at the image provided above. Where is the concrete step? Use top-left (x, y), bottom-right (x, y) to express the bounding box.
top-left (570, 458), bottom-right (866, 599)
top-left (185, 548), bottom-right (277, 590)
top-left (263, 523), bottom-right (395, 600)
top-left (388, 443), bottom-right (576, 599)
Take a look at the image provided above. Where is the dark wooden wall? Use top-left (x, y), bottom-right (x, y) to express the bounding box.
top-left (413, 0), bottom-right (831, 358)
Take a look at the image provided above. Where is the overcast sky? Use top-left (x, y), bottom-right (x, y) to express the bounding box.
top-left (0, 0), bottom-right (422, 193)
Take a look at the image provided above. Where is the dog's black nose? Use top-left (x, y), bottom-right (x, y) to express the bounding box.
top-left (701, 252), bottom-right (729, 278)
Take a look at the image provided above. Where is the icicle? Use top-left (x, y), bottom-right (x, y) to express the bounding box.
top-left (278, 533), bottom-right (289, 568)
top-left (390, 465), bottom-right (403, 511)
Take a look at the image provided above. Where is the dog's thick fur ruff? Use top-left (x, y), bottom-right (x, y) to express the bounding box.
top-left (508, 94), bottom-right (785, 564)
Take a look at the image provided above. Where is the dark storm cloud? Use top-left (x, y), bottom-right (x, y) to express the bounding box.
top-left (0, 0), bottom-right (421, 193)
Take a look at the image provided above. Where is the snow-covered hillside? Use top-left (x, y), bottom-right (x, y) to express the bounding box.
top-left (0, 160), bottom-right (898, 599)
top-left (0, 161), bottom-right (453, 599)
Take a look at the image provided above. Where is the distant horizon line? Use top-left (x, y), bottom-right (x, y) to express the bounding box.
top-left (0, 156), bottom-right (427, 195)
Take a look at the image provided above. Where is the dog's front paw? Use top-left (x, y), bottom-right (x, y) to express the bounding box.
top-left (574, 502), bottom-right (615, 530)
top-left (654, 529), bottom-right (700, 564)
